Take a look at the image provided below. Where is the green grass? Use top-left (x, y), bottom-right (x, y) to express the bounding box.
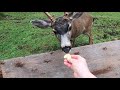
top-left (0, 12), bottom-right (120, 60)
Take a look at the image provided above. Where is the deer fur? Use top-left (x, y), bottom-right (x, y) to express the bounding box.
top-left (31, 12), bottom-right (93, 53)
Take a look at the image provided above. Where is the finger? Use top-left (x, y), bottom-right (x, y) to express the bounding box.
top-left (64, 62), bottom-right (71, 68)
top-left (64, 60), bottom-right (68, 64)
top-left (64, 59), bottom-right (71, 64)
top-left (64, 61), bottom-right (72, 68)
top-left (64, 60), bottom-right (72, 66)
top-left (71, 55), bottom-right (79, 59)
top-left (71, 55), bottom-right (83, 60)
top-left (64, 59), bottom-right (68, 62)
top-left (64, 58), bottom-right (72, 63)
top-left (65, 57), bottom-right (76, 64)
top-left (67, 58), bottom-right (77, 64)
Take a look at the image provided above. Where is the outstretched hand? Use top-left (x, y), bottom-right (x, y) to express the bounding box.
top-left (64, 55), bottom-right (96, 78)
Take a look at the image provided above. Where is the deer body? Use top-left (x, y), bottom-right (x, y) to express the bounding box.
top-left (70, 12), bottom-right (93, 44)
top-left (31, 12), bottom-right (93, 53)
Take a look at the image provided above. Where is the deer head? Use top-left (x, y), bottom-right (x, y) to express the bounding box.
top-left (31, 12), bottom-right (83, 53)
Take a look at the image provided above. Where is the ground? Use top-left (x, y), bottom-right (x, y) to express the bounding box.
top-left (0, 12), bottom-right (120, 60)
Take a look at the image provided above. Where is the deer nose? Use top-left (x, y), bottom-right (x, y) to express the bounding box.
top-left (62, 46), bottom-right (71, 53)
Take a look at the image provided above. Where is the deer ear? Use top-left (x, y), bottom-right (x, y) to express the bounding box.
top-left (71, 12), bottom-right (83, 19)
top-left (31, 19), bottom-right (52, 28)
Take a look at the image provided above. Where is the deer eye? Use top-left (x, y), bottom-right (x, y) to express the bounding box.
top-left (53, 30), bottom-right (57, 34)
top-left (56, 34), bottom-right (61, 40)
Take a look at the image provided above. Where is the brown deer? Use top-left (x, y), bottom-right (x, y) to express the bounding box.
top-left (31, 12), bottom-right (93, 53)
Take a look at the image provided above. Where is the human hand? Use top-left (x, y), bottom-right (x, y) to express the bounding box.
top-left (64, 55), bottom-right (96, 78)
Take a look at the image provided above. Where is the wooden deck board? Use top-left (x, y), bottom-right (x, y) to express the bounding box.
top-left (1, 40), bottom-right (120, 78)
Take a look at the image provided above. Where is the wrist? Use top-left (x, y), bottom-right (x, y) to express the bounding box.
top-left (77, 71), bottom-right (96, 78)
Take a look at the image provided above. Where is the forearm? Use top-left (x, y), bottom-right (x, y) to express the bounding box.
top-left (77, 71), bottom-right (97, 78)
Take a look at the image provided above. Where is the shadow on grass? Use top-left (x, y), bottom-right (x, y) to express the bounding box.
top-left (0, 13), bottom-right (6, 20)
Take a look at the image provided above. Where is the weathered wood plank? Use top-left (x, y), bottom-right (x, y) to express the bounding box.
top-left (0, 67), bottom-right (2, 78)
top-left (1, 40), bottom-right (120, 78)
top-left (0, 61), bottom-right (4, 78)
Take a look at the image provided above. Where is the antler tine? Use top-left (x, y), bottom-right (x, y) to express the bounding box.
top-left (64, 12), bottom-right (69, 16)
top-left (44, 12), bottom-right (55, 22)
top-left (63, 12), bottom-right (69, 20)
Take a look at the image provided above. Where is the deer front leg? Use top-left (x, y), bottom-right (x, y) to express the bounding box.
top-left (86, 31), bottom-right (93, 45)
top-left (71, 38), bottom-right (76, 47)
top-left (89, 33), bottom-right (93, 45)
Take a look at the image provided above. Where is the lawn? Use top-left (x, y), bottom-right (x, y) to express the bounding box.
top-left (0, 12), bottom-right (120, 60)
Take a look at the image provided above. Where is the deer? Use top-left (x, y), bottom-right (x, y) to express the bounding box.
top-left (31, 12), bottom-right (93, 53)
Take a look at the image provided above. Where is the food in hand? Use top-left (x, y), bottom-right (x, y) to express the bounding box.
top-left (64, 54), bottom-right (71, 61)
